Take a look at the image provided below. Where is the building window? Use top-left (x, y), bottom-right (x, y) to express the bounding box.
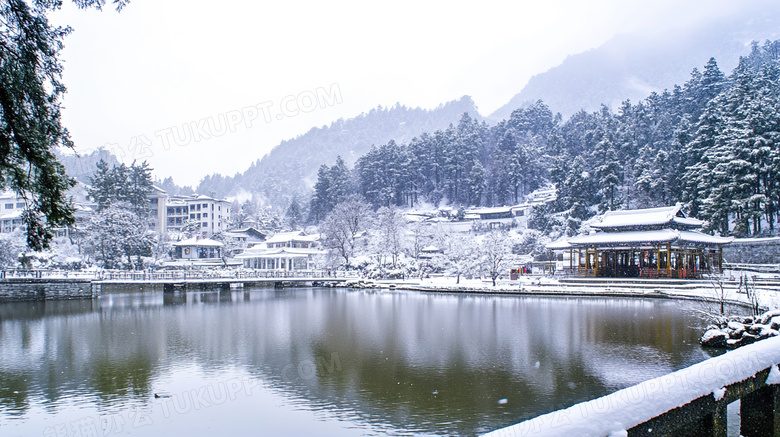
top-left (4, 204), bottom-right (12, 209)
top-left (202, 203), bottom-right (208, 208)
top-left (190, 214), bottom-right (195, 219)
top-left (16, 203), bottom-right (24, 208)
top-left (202, 222), bottom-right (207, 227)
top-left (203, 213), bottom-right (208, 218)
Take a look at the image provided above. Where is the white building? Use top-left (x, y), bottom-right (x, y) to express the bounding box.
top-left (236, 231), bottom-right (322, 271)
top-left (165, 194), bottom-right (232, 238)
top-left (172, 237), bottom-right (223, 260)
top-left (0, 190), bottom-right (25, 234)
top-left (147, 186), bottom-right (169, 234)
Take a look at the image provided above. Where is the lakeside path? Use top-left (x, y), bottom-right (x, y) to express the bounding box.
top-left (352, 272), bottom-right (780, 311)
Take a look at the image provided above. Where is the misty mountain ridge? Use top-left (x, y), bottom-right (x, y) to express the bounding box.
top-left (490, 5), bottom-right (780, 120)
top-left (195, 96), bottom-right (480, 206)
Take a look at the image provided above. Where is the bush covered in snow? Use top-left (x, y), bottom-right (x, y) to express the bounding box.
top-left (700, 310), bottom-right (780, 349)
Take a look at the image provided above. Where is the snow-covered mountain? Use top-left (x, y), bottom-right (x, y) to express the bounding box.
top-left (490, 5), bottom-right (780, 120)
top-left (195, 96), bottom-right (481, 207)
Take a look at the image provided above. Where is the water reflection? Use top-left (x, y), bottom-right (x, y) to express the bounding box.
top-left (0, 287), bottom-right (714, 436)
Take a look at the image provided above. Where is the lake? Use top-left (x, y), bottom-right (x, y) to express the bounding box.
top-left (0, 286), bottom-right (719, 436)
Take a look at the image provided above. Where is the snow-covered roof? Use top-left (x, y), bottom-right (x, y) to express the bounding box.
top-left (558, 229), bottom-right (733, 248)
top-left (545, 237), bottom-right (572, 250)
top-left (235, 247), bottom-right (322, 259)
top-left (591, 204), bottom-right (703, 230)
top-left (172, 238), bottom-right (223, 247)
top-left (264, 231), bottom-right (315, 243)
top-left (466, 206), bottom-right (513, 215)
top-left (0, 210), bottom-right (24, 220)
top-left (404, 213), bottom-right (430, 222)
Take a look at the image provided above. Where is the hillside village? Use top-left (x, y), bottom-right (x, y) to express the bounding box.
top-left (0, 181), bottom-right (560, 276)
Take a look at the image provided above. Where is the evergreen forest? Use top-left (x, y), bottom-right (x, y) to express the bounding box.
top-left (309, 41), bottom-right (780, 238)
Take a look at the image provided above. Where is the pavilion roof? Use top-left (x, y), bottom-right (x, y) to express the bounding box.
top-left (559, 229), bottom-right (733, 248)
top-left (590, 204), bottom-right (703, 231)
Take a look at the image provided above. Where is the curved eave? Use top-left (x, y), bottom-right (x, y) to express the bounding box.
top-left (560, 230), bottom-right (733, 249)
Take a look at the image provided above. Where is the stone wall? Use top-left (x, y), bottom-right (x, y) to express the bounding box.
top-left (722, 237), bottom-right (780, 264)
top-left (0, 279), bottom-right (97, 302)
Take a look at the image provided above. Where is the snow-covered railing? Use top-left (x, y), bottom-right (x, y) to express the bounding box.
top-left (0, 270), bottom-right (97, 279)
top-left (725, 263), bottom-right (780, 274)
top-left (483, 336), bottom-right (780, 437)
top-left (95, 269), bottom-right (358, 281)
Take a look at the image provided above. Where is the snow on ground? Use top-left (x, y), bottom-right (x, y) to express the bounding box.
top-left (366, 272), bottom-right (780, 314)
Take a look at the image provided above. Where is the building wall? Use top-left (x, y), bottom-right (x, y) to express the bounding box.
top-left (161, 196), bottom-right (232, 237)
top-left (148, 190), bottom-right (169, 234)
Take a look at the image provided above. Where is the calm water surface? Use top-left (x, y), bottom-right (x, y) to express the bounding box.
top-left (0, 286), bottom-right (718, 436)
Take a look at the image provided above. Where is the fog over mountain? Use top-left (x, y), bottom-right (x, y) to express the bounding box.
top-left (490, 5), bottom-right (780, 120)
top-left (195, 97), bottom-right (480, 207)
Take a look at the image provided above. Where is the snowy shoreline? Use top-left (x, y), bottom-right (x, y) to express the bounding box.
top-left (340, 273), bottom-right (780, 313)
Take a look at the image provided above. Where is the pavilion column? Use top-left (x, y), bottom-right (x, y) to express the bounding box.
top-left (569, 248), bottom-right (573, 272)
top-left (667, 244), bottom-right (672, 277)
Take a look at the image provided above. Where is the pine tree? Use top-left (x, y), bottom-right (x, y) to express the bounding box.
top-left (309, 164), bottom-right (331, 223)
top-left (285, 196), bottom-right (302, 230)
top-left (88, 160), bottom-right (153, 218)
top-left (328, 156), bottom-right (352, 205)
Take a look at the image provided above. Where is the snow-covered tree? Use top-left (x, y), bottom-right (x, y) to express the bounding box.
top-left (478, 230), bottom-right (513, 287)
top-left (285, 196), bottom-right (303, 230)
top-left (375, 205), bottom-right (406, 268)
top-left (85, 205), bottom-right (154, 270)
top-left (0, 230), bottom-right (26, 269)
top-left (436, 231), bottom-right (474, 284)
top-left (88, 159), bottom-right (153, 216)
top-left (320, 195), bottom-right (372, 268)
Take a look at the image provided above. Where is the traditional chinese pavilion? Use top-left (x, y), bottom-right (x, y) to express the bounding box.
top-left (547, 204), bottom-right (733, 278)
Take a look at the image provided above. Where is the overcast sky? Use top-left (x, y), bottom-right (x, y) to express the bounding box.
top-left (51, 0), bottom-right (752, 187)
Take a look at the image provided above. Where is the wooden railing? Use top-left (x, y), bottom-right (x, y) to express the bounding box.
top-left (483, 336), bottom-right (780, 437)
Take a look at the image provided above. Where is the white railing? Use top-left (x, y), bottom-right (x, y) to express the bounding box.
top-left (0, 269), bottom-right (359, 281)
top-left (0, 270), bottom-right (97, 279)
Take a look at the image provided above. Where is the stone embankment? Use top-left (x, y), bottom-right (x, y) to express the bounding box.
top-left (0, 278), bottom-right (97, 301)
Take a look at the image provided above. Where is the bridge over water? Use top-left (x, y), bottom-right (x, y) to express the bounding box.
top-left (91, 270), bottom-right (356, 291)
top-left (0, 270), bottom-right (357, 300)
